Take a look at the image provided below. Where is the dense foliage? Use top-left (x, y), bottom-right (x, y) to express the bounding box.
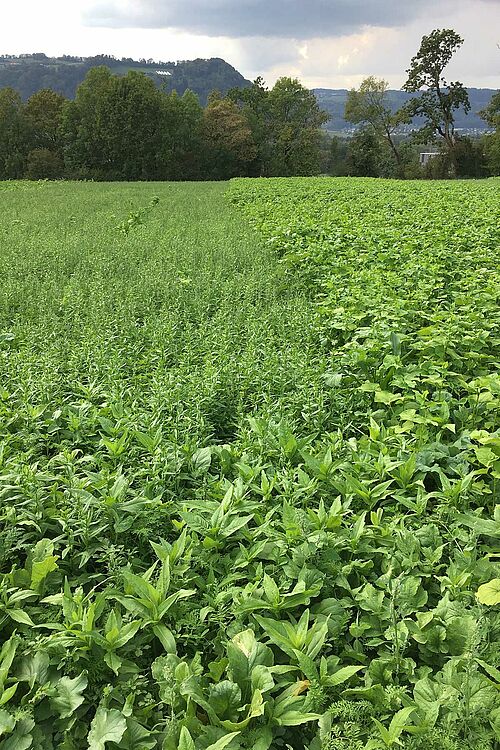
top-left (0, 69), bottom-right (327, 181)
top-left (480, 92), bottom-right (500, 176)
top-left (0, 177), bottom-right (499, 748)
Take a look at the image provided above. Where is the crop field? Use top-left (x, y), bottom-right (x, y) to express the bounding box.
top-left (0, 177), bottom-right (499, 749)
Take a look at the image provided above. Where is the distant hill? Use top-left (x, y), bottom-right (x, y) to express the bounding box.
top-left (0, 54), bottom-right (495, 132)
top-left (0, 54), bottom-right (251, 105)
top-left (314, 87), bottom-right (496, 133)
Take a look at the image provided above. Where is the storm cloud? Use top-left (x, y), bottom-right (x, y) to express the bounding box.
top-left (85, 0), bottom-right (441, 38)
top-left (5, 0), bottom-right (497, 90)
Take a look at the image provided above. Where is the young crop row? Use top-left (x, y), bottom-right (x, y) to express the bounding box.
top-left (0, 178), bottom-right (499, 750)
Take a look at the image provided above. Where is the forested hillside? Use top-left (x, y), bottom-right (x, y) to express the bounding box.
top-left (0, 54), bottom-right (251, 104)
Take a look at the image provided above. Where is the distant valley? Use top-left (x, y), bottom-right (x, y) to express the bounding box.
top-left (314, 87), bottom-right (496, 133)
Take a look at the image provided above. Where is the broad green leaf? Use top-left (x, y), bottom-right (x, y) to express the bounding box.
top-left (122, 570), bottom-right (159, 607)
top-left (118, 717), bottom-right (156, 749)
top-left (251, 726), bottom-right (273, 750)
top-left (262, 574), bottom-right (280, 605)
top-left (254, 615), bottom-right (296, 658)
top-left (388, 707), bottom-right (415, 741)
top-left (476, 579), bottom-right (500, 606)
top-left (220, 688), bottom-right (265, 731)
top-left (0, 636), bottom-right (18, 693)
top-left (251, 664), bottom-right (274, 694)
top-left (104, 652), bottom-right (122, 675)
top-left (220, 515), bottom-right (254, 538)
top-left (463, 672), bottom-right (498, 713)
top-left (50, 673), bottom-right (88, 719)
top-left (1, 717), bottom-right (34, 750)
top-left (192, 446), bottom-right (212, 473)
top-left (227, 629), bottom-right (273, 688)
top-left (0, 684), bottom-right (18, 706)
top-left (397, 577), bottom-right (428, 615)
top-left (323, 372), bottom-right (343, 387)
top-left (152, 624), bottom-right (176, 653)
top-left (275, 708), bottom-right (321, 727)
top-left (477, 659), bottom-right (500, 687)
top-left (7, 609), bottom-right (35, 627)
top-left (17, 652), bottom-right (49, 689)
top-left (207, 681), bottom-right (242, 718)
top-left (157, 589), bottom-right (196, 618)
top-left (292, 650), bottom-right (319, 681)
top-left (0, 708), bottom-right (15, 737)
top-left (88, 707), bottom-right (126, 750)
top-left (456, 513), bottom-right (499, 537)
top-left (111, 620), bottom-right (141, 649)
top-left (372, 717), bottom-right (392, 745)
top-left (305, 618), bottom-right (329, 660)
top-left (474, 446), bottom-right (497, 467)
top-left (374, 390), bottom-right (403, 405)
top-left (30, 539), bottom-right (59, 592)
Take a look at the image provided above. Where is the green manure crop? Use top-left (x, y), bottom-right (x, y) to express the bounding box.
top-left (0, 177), bottom-right (499, 749)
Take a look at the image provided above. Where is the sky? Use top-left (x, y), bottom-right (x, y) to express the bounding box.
top-left (0, 0), bottom-right (499, 89)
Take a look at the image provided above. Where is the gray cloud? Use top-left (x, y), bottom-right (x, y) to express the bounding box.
top-left (85, 0), bottom-right (441, 38)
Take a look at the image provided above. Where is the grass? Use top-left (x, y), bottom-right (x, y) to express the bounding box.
top-left (1, 181), bottom-right (324, 447)
top-left (0, 177), bottom-right (498, 750)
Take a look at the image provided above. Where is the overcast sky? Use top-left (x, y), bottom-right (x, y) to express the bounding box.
top-left (1, 0), bottom-right (499, 89)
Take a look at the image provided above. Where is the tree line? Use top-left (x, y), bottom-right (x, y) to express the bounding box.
top-left (0, 28), bottom-right (498, 181)
top-left (0, 67), bottom-right (327, 181)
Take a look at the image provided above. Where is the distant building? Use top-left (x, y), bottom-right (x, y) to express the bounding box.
top-left (419, 152), bottom-right (440, 166)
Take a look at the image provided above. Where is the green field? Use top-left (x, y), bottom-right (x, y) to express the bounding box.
top-left (0, 178), bottom-right (499, 749)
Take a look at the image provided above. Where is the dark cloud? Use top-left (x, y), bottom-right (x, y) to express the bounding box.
top-left (85, 0), bottom-right (440, 38)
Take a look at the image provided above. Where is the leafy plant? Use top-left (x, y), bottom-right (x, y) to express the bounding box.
top-left (0, 177), bottom-right (498, 748)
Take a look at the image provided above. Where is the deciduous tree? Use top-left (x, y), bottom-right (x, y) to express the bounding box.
top-left (227, 77), bottom-right (272, 175)
top-left (162, 90), bottom-right (204, 180)
top-left (403, 29), bottom-right (470, 160)
top-left (24, 89), bottom-right (66, 150)
top-left (202, 94), bottom-right (257, 179)
top-left (61, 66), bottom-right (115, 177)
top-left (0, 87), bottom-right (28, 178)
top-left (267, 77), bottom-right (329, 176)
top-left (480, 91), bottom-right (500, 174)
top-left (345, 128), bottom-right (382, 177)
top-left (344, 77), bottom-right (407, 166)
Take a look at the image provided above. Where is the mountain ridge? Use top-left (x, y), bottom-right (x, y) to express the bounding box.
top-left (0, 54), bottom-right (251, 105)
top-left (0, 54), bottom-right (496, 131)
top-left (314, 87), bottom-right (496, 132)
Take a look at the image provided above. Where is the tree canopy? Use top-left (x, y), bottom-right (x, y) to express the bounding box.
top-left (344, 77), bottom-right (408, 167)
top-left (403, 29), bottom-right (470, 153)
top-left (0, 67), bottom-right (329, 181)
